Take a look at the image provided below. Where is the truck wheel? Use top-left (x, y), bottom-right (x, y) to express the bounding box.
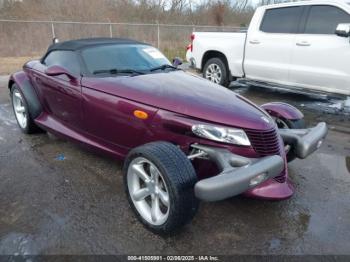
top-left (123, 142), bottom-right (199, 234)
top-left (11, 84), bottom-right (40, 134)
top-left (276, 118), bottom-right (306, 162)
top-left (203, 58), bottom-right (230, 87)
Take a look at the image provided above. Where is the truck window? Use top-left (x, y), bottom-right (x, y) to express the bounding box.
top-left (304, 5), bottom-right (350, 34)
top-left (260, 6), bottom-right (302, 33)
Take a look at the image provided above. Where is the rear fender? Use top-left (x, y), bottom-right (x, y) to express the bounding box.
top-left (9, 71), bottom-right (42, 119)
top-left (261, 102), bottom-right (303, 121)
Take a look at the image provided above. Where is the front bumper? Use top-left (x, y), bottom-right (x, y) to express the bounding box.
top-left (191, 145), bottom-right (284, 202)
top-left (185, 50), bottom-right (196, 68)
top-left (191, 122), bottom-right (328, 202)
top-left (279, 122), bottom-right (328, 159)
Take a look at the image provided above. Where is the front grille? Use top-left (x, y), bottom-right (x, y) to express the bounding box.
top-left (245, 127), bottom-right (286, 183)
top-left (245, 128), bottom-right (280, 157)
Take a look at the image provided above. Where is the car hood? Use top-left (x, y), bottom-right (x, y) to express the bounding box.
top-left (82, 71), bottom-right (274, 130)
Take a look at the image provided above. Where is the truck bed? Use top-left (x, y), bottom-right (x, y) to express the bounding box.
top-left (190, 32), bottom-right (247, 77)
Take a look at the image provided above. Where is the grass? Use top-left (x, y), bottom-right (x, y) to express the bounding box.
top-left (162, 47), bottom-right (186, 61)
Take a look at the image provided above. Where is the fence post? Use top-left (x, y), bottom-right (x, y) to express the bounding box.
top-left (157, 21), bottom-right (160, 49)
top-left (109, 23), bottom-right (113, 38)
top-left (51, 22), bottom-right (55, 38)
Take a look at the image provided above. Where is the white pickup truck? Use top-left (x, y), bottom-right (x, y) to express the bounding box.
top-left (186, 0), bottom-right (350, 96)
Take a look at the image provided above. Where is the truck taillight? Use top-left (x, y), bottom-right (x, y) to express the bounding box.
top-left (189, 33), bottom-right (195, 52)
top-left (191, 34), bottom-right (195, 52)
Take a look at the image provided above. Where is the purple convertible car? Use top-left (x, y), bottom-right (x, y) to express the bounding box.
top-left (9, 38), bottom-right (327, 234)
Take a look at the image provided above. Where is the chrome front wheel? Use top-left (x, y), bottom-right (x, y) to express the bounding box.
top-left (123, 142), bottom-right (199, 234)
top-left (127, 157), bottom-right (170, 226)
top-left (11, 84), bottom-right (41, 134)
top-left (12, 89), bottom-right (28, 129)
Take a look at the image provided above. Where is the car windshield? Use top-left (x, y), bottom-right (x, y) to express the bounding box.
top-left (81, 44), bottom-right (172, 75)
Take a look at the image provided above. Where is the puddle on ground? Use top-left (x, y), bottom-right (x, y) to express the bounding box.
top-left (315, 153), bottom-right (350, 180)
top-left (269, 238), bottom-right (281, 251)
top-left (232, 85), bottom-right (350, 116)
top-left (0, 233), bottom-right (40, 255)
top-left (0, 103), bottom-right (17, 126)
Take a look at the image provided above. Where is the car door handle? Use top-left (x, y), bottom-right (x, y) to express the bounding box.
top-left (249, 39), bottom-right (260, 44)
top-left (296, 41), bottom-right (311, 46)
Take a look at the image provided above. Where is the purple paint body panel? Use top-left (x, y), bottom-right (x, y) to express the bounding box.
top-left (9, 55), bottom-right (304, 200)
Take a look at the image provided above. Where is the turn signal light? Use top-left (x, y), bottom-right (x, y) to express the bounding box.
top-left (134, 110), bottom-right (148, 120)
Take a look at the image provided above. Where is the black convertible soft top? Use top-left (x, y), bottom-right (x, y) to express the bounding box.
top-left (46, 37), bottom-right (147, 53)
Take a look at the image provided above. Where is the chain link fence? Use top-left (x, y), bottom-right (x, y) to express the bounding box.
top-left (0, 20), bottom-right (241, 57)
top-left (0, 20), bottom-right (241, 74)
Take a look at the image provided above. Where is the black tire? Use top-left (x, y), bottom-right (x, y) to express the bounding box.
top-left (123, 142), bottom-right (199, 234)
top-left (203, 57), bottom-right (230, 87)
top-left (276, 118), bottom-right (306, 162)
top-left (10, 84), bottom-right (41, 134)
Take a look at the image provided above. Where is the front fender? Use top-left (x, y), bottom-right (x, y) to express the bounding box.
top-left (261, 102), bottom-right (303, 121)
top-left (9, 71), bottom-right (42, 119)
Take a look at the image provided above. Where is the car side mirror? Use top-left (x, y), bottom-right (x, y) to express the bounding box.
top-left (335, 23), bottom-right (350, 37)
top-left (172, 57), bottom-right (183, 67)
top-left (45, 65), bottom-right (76, 81)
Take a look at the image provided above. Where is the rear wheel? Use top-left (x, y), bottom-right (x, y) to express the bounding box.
top-left (123, 142), bottom-right (199, 234)
top-left (203, 57), bottom-right (230, 87)
top-left (276, 118), bottom-right (306, 162)
top-left (11, 84), bottom-right (40, 134)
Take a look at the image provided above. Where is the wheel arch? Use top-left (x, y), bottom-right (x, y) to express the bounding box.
top-left (9, 71), bottom-right (43, 119)
top-left (201, 50), bottom-right (229, 73)
top-left (261, 102), bottom-right (304, 121)
top-left (8, 79), bottom-right (15, 91)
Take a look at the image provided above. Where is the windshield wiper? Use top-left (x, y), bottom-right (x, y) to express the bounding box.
top-left (93, 68), bottom-right (145, 76)
top-left (149, 64), bottom-right (179, 72)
